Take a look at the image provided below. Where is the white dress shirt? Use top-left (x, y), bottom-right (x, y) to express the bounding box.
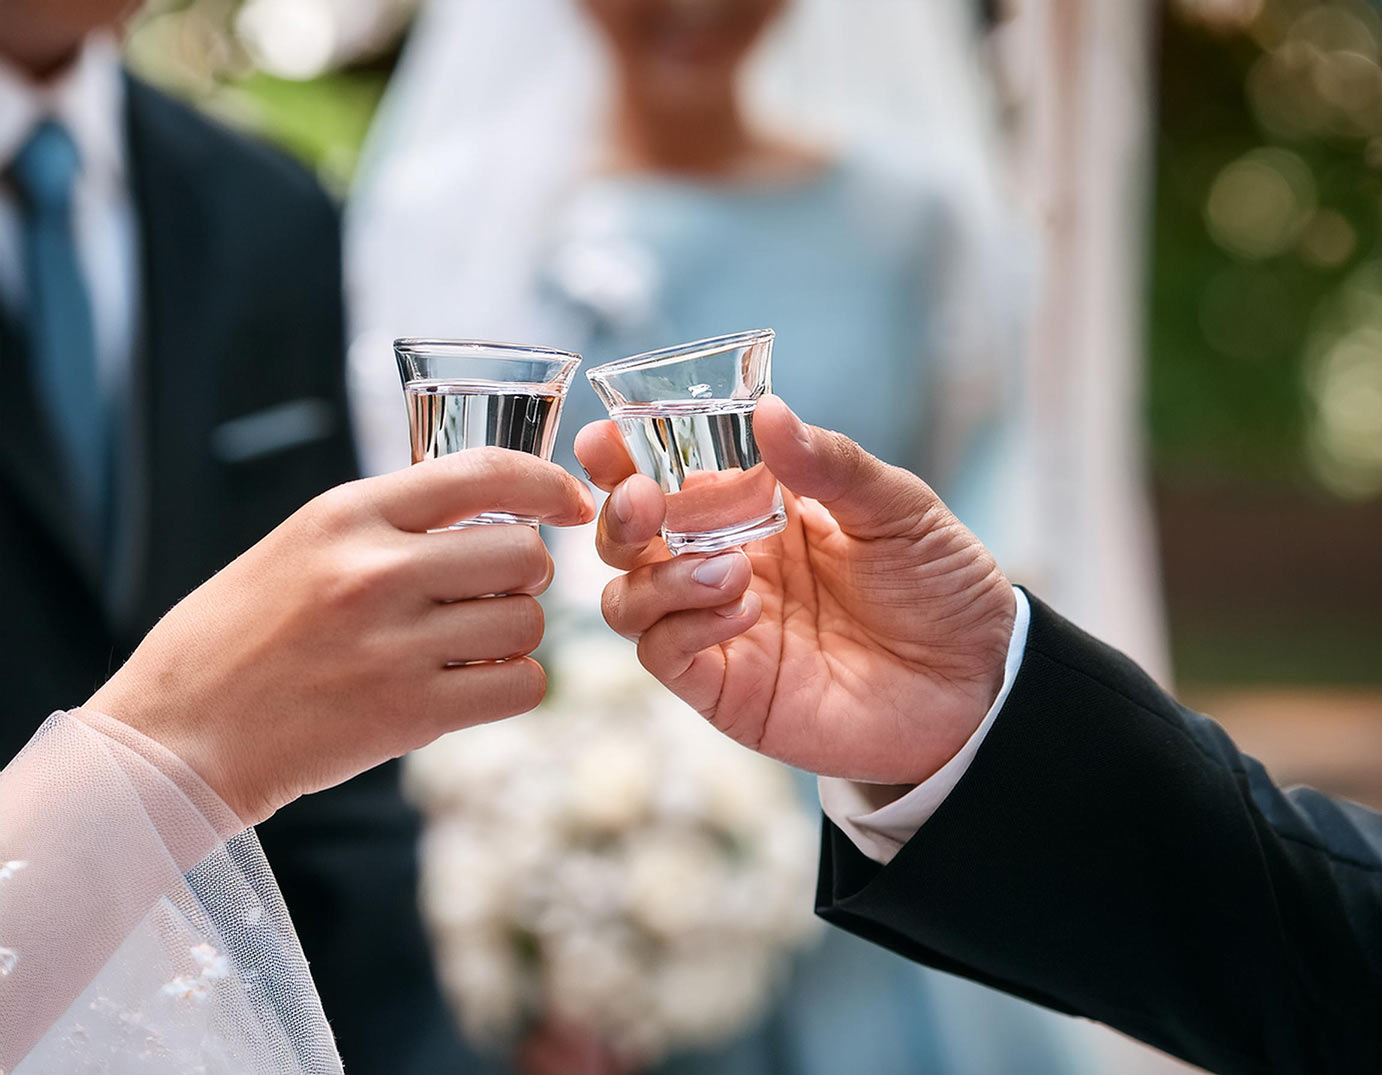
top-left (819, 586), bottom-right (1031, 865)
top-left (0, 35), bottom-right (138, 410)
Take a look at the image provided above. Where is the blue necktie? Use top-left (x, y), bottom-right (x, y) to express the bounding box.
top-left (9, 119), bottom-right (109, 557)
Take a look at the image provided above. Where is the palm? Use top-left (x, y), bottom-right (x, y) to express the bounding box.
top-left (692, 491), bottom-right (1012, 785)
top-left (581, 397), bottom-right (1014, 787)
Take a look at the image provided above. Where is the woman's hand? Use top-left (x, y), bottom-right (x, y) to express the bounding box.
top-left (88, 448), bottom-right (595, 825)
top-left (577, 396), bottom-right (1014, 787)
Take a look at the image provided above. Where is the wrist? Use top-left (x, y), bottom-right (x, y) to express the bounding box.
top-left (974, 579), bottom-right (1017, 712)
top-left (87, 671), bottom-right (264, 827)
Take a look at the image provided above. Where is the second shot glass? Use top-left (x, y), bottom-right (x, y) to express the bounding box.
top-left (587, 329), bottom-right (786, 555)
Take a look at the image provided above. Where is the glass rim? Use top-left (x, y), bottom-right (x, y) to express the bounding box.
top-left (394, 337), bottom-right (582, 371)
top-left (585, 329), bottom-right (774, 385)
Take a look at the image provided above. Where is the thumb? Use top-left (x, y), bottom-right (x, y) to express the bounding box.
top-left (754, 395), bottom-right (938, 538)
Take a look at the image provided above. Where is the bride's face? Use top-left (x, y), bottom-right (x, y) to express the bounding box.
top-left (582, 0), bottom-right (786, 107)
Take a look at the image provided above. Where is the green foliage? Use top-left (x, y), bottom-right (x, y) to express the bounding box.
top-left (123, 0), bottom-right (397, 193)
top-left (1149, 6), bottom-right (1382, 497)
top-left (214, 70), bottom-right (390, 192)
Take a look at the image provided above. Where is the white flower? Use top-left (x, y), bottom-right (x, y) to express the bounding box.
top-left (650, 945), bottom-right (777, 1046)
top-left (437, 935), bottom-right (525, 1044)
top-left (542, 926), bottom-right (644, 1029)
top-left (565, 735), bottom-right (655, 833)
top-left (0, 860), bottom-right (27, 883)
top-left (411, 621), bottom-right (821, 1062)
top-left (624, 832), bottom-right (727, 939)
top-left (421, 823), bottom-right (516, 930)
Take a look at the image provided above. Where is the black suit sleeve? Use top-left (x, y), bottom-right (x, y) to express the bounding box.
top-left (816, 592), bottom-right (1382, 1075)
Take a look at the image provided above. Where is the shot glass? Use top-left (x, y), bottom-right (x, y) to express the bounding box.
top-left (396, 338), bottom-right (582, 527)
top-left (587, 329), bottom-right (786, 555)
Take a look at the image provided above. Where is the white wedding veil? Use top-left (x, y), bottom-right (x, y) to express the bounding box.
top-left (346, 0), bottom-right (1172, 692)
top-left (344, 0), bottom-right (1016, 479)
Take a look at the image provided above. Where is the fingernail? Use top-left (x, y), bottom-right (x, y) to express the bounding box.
top-left (691, 553), bottom-right (740, 589)
top-left (611, 484), bottom-right (634, 524)
top-left (714, 595), bottom-right (749, 618)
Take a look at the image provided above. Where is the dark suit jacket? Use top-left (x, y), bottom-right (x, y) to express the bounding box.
top-left (0, 78), bottom-right (464, 1073)
top-left (817, 592), bottom-right (1382, 1075)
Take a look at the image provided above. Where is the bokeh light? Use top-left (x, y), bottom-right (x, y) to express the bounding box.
top-left (1204, 147), bottom-right (1316, 259)
top-left (1246, 2), bottom-right (1382, 140)
top-left (1299, 208), bottom-right (1357, 268)
top-left (1306, 262), bottom-right (1382, 497)
top-left (236, 0), bottom-right (339, 81)
top-left (1175, 0), bottom-right (1265, 33)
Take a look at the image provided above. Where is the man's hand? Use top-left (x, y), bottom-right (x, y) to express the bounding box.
top-left (88, 448), bottom-right (595, 825)
top-left (576, 396), bottom-right (1014, 786)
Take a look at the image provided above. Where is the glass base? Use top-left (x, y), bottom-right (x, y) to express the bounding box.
top-left (664, 505), bottom-right (788, 555)
top-left (429, 511), bottom-right (538, 533)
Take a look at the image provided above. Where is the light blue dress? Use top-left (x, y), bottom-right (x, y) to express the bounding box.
top-left (543, 153), bottom-right (1010, 549)
top-left (537, 152), bottom-right (1097, 1075)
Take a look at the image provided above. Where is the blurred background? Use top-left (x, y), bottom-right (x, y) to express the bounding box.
top-left (115, 0), bottom-right (1380, 1069)
top-left (122, 0), bottom-right (1382, 787)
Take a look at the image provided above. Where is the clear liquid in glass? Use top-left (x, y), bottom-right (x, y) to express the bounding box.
top-left (612, 398), bottom-right (786, 554)
top-left (406, 378), bottom-right (565, 526)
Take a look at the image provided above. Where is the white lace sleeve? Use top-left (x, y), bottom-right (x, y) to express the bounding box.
top-left (0, 710), bottom-right (342, 1075)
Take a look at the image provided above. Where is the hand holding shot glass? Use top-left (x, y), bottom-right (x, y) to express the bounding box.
top-left (586, 330), bottom-right (787, 554)
top-left (396, 339), bottom-right (582, 528)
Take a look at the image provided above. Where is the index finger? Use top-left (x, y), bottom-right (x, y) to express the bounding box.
top-left (371, 448), bottom-right (596, 533)
top-left (573, 421), bottom-right (636, 493)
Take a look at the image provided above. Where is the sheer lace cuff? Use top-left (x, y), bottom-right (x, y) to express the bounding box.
top-left (0, 711), bottom-right (341, 1074)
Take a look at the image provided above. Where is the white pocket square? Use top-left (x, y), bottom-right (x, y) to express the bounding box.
top-left (210, 398), bottom-right (338, 464)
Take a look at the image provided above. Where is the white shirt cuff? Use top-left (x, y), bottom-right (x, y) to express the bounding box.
top-left (818, 586), bottom-right (1031, 865)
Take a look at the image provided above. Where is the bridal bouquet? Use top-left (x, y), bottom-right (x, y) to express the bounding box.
top-left (406, 636), bottom-right (820, 1064)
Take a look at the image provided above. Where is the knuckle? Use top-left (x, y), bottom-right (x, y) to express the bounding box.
top-left (305, 481), bottom-right (367, 537)
top-left (511, 659), bottom-right (547, 711)
top-left (535, 549), bottom-right (556, 594)
top-left (323, 545), bottom-right (407, 609)
top-left (600, 579), bottom-right (629, 631)
top-left (596, 520), bottom-right (642, 571)
top-left (662, 612), bottom-right (694, 654)
top-left (469, 445), bottom-right (521, 480)
top-left (473, 658), bottom-right (548, 720)
top-left (825, 433), bottom-right (864, 498)
top-left (509, 596), bottom-right (545, 652)
top-left (510, 526), bottom-right (549, 580)
top-left (489, 527), bottom-right (552, 593)
top-left (594, 529), bottom-right (619, 569)
top-left (888, 468), bottom-right (943, 537)
top-left (634, 630), bottom-right (665, 678)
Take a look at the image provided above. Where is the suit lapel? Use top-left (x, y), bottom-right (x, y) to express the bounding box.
top-left (123, 76), bottom-right (237, 627)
